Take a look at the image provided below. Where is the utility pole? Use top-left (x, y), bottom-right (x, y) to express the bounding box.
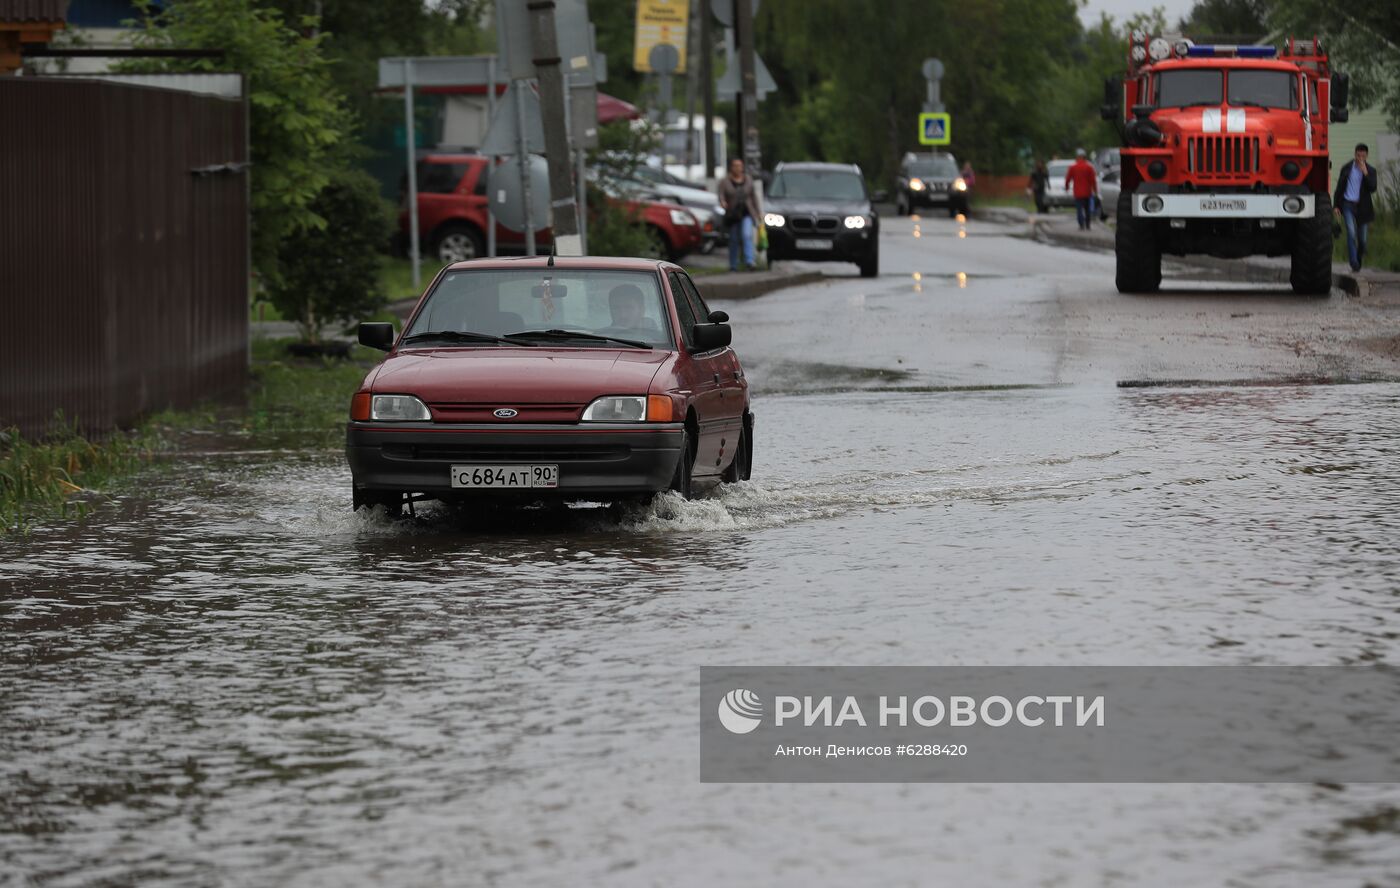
top-left (701, 2), bottom-right (715, 180)
top-left (684, 0), bottom-right (698, 170)
top-left (527, 0), bottom-right (580, 254)
top-left (735, 0), bottom-right (760, 174)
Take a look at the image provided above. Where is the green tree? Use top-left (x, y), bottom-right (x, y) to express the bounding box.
top-left (267, 169), bottom-right (390, 343)
top-left (1177, 0), bottom-right (1269, 37)
top-left (1266, 0), bottom-right (1400, 133)
top-left (125, 0), bottom-right (354, 288)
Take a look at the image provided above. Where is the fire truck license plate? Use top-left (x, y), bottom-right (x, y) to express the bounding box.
top-left (1199, 199), bottom-right (1247, 212)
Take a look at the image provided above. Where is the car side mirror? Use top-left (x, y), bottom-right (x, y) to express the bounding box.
top-left (1331, 107), bottom-right (1349, 124)
top-left (1101, 76), bottom-right (1121, 120)
top-left (871, 189), bottom-right (889, 203)
top-left (707, 309), bottom-right (729, 323)
top-left (359, 322), bottom-right (395, 351)
top-left (691, 322), bottom-right (731, 352)
top-left (1330, 72), bottom-right (1349, 111)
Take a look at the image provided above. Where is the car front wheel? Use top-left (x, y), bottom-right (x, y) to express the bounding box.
top-left (668, 429), bottom-right (694, 499)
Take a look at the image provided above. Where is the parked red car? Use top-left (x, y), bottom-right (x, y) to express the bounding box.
top-left (403, 154), bottom-right (704, 263)
top-left (348, 257), bottom-right (752, 512)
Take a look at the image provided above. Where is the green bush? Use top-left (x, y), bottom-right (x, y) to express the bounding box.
top-left (585, 184), bottom-right (660, 258)
top-left (267, 169), bottom-right (391, 342)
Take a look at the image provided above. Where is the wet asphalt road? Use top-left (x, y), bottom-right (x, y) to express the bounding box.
top-left (4, 212), bottom-right (1400, 887)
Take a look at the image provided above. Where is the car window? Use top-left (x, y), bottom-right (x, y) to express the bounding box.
top-left (408, 269), bottom-right (673, 347)
top-left (1227, 70), bottom-right (1298, 109)
top-left (768, 170), bottom-right (867, 200)
top-left (1155, 69), bottom-right (1223, 107)
top-left (472, 164), bottom-right (488, 195)
top-left (907, 159), bottom-right (958, 177)
top-left (418, 161), bottom-right (467, 194)
top-left (678, 273), bottom-right (711, 325)
top-left (668, 272), bottom-right (698, 349)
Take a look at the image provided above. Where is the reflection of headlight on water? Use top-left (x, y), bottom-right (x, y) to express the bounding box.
top-left (958, 230), bottom-right (966, 239)
top-left (957, 271), bottom-right (968, 288)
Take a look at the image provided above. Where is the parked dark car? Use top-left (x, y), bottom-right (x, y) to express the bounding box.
top-left (894, 151), bottom-right (968, 217)
top-left (348, 257), bottom-right (753, 513)
top-left (762, 162), bottom-right (882, 277)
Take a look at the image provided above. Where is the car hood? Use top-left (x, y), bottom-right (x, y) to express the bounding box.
top-left (764, 196), bottom-right (872, 216)
top-left (375, 347), bottom-right (672, 405)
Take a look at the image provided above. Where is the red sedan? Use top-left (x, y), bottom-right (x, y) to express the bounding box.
top-left (404, 154), bottom-right (704, 263)
top-left (348, 257), bottom-right (752, 513)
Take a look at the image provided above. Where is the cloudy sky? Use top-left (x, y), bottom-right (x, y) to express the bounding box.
top-left (1078, 0), bottom-right (1198, 29)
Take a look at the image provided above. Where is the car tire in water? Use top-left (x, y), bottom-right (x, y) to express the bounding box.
top-left (858, 249), bottom-right (879, 278)
top-left (668, 428), bottom-right (694, 499)
top-left (433, 224), bottom-right (484, 265)
top-left (353, 487), bottom-right (403, 517)
top-left (1114, 191), bottom-right (1162, 294)
top-left (1290, 193), bottom-right (1333, 297)
top-left (722, 417), bottom-right (753, 483)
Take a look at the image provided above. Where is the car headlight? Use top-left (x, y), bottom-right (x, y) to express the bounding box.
top-left (908, 178), bottom-right (926, 192)
top-left (582, 395), bottom-right (648, 422)
top-left (670, 209), bottom-right (697, 227)
top-left (843, 215), bottom-right (867, 229)
top-left (764, 212), bottom-right (785, 227)
top-left (370, 394), bottom-right (431, 421)
top-left (953, 177), bottom-right (968, 192)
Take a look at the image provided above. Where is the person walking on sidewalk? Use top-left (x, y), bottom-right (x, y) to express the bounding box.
top-left (1065, 148), bottom-right (1098, 231)
top-left (1028, 160), bottom-right (1049, 214)
top-left (718, 158), bottom-right (762, 271)
top-left (1333, 143), bottom-right (1379, 272)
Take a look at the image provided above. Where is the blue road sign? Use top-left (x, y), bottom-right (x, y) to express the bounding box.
top-left (918, 112), bottom-right (951, 146)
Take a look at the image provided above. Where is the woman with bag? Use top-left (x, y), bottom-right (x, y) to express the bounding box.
top-left (718, 157), bottom-right (762, 271)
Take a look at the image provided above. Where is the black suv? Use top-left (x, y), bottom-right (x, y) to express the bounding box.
top-left (763, 162), bottom-right (882, 277)
top-left (894, 151), bottom-right (967, 217)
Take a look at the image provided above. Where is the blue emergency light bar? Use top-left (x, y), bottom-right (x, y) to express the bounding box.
top-left (1186, 44), bottom-right (1277, 58)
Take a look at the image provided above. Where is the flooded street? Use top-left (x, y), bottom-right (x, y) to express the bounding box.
top-left (5, 215), bottom-right (1400, 886)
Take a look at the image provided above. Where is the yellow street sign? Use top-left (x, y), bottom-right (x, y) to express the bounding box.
top-left (918, 112), bottom-right (951, 146)
top-left (634, 0), bottom-right (689, 72)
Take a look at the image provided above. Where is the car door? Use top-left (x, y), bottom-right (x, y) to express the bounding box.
top-left (667, 271), bottom-right (725, 476)
top-left (678, 272), bottom-right (746, 476)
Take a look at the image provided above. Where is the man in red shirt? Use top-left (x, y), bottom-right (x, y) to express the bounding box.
top-left (1065, 148), bottom-right (1099, 231)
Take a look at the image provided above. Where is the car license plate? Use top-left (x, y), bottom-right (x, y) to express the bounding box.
top-left (796, 238), bottom-right (832, 250)
top-left (450, 464), bottom-right (558, 489)
top-left (1200, 198), bottom-right (1247, 212)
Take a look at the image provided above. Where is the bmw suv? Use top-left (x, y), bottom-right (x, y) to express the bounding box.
top-left (763, 162), bottom-right (881, 278)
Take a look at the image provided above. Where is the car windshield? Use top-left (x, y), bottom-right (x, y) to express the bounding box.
top-left (406, 269), bottom-right (673, 348)
top-left (908, 158), bottom-right (958, 178)
top-left (768, 170), bottom-right (867, 200)
top-left (1156, 69), bottom-right (1223, 106)
top-left (1227, 70), bottom-right (1298, 109)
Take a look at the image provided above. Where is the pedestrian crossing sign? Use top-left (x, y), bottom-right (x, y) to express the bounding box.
top-left (918, 113), bottom-right (951, 146)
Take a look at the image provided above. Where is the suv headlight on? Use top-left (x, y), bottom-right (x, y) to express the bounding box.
top-left (908, 177), bottom-right (926, 191)
top-left (953, 177), bottom-right (968, 192)
top-left (370, 394), bottom-right (431, 421)
top-left (764, 212), bottom-right (785, 227)
top-left (670, 209), bottom-right (698, 227)
top-left (843, 215), bottom-right (867, 229)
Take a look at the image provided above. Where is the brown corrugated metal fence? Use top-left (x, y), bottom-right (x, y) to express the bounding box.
top-left (0, 76), bottom-right (248, 438)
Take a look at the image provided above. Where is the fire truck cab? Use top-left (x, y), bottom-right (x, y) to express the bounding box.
top-left (1103, 34), bottom-right (1349, 295)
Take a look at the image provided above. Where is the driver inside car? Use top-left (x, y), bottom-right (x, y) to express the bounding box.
top-left (603, 283), bottom-right (659, 337)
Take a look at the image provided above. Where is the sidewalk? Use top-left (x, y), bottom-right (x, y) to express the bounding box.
top-left (976, 205), bottom-right (1397, 299)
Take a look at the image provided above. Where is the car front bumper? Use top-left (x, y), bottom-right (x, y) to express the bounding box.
top-left (347, 422), bottom-right (686, 499)
top-left (766, 227), bottom-right (876, 262)
top-left (1132, 193), bottom-right (1316, 219)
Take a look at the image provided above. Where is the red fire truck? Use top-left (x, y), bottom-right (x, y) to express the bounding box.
top-left (1102, 33), bottom-right (1349, 295)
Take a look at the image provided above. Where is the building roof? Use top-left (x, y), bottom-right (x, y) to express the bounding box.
top-left (0, 0), bottom-right (70, 22)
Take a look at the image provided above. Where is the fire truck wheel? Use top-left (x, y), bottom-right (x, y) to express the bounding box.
top-left (1290, 194), bottom-right (1333, 297)
top-left (1114, 192), bottom-right (1161, 294)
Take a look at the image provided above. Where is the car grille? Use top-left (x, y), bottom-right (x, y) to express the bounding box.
top-left (1187, 135), bottom-right (1260, 177)
top-left (788, 215), bottom-right (841, 232)
top-left (382, 443), bottom-right (630, 462)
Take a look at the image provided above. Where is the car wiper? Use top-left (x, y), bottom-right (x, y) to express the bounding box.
top-left (1228, 100), bottom-right (1272, 109)
top-left (400, 329), bottom-right (534, 346)
top-left (505, 328), bottom-right (652, 349)
top-left (1175, 101), bottom-right (1220, 109)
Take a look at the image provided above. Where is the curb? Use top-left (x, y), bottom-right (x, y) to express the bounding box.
top-left (1027, 219), bottom-right (1364, 296)
top-left (694, 269), bottom-right (825, 302)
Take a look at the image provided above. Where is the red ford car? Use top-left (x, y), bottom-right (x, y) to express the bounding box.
top-left (404, 154), bottom-right (705, 263)
top-left (348, 257), bottom-right (752, 513)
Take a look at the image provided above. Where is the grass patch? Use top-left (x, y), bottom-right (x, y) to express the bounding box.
top-left (380, 254), bottom-right (435, 304)
top-left (976, 195), bottom-right (1036, 213)
top-left (2, 338), bottom-right (390, 534)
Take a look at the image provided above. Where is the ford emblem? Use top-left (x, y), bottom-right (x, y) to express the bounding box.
top-left (493, 408), bottom-right (519, 418)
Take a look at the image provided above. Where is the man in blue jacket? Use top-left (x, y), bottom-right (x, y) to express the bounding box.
top-left (1333, 143), bottom-right (1379, 272)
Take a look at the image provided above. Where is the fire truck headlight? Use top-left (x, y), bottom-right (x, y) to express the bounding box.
top-left (1147, 160), bottom-right (1167, 179)
top-left (1282, 196), bottom-right (1305, 214)
top-left (1148, 38), bottom-right (1171, 61)
top-left (1281, 161), bottom-right (1301, 180)
top-left (1130, 45), bottom-right (1148, 63)
top-left (1142, 195), bottom-right (1165, 214)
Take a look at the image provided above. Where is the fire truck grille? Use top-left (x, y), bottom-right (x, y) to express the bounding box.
top-left (1187, 136), bottom-right (1260, 177)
